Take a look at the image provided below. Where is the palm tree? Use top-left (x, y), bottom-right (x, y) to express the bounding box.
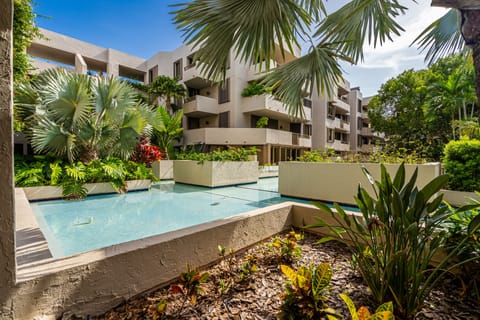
top-left (14, 68), bottom-right (156, 163)
top-left (172, 0), bottom-right (480, 119)
top-left (149, 75), bottom-right (187, 112)
top-left (152, 106), bottom-right (184, 159)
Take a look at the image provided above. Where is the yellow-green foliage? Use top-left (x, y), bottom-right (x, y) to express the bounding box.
top-left (340, 293), bottom-right (394, 320)
top-left (279, 263), bottom-right (339, 319)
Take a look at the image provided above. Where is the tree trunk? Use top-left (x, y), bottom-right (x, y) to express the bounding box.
top-left (473, 43), bottom-right (480, 120)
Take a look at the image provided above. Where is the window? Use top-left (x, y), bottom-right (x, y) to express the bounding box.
top-left (357, 134), bottom-right (363, 147)
top-left (218, 79), bottom-right (230, 104)
top-left (148, 69), bottom-right (154, 84)
top-left (357, 99), bottom-right (362, 112)
top-left (357, 118), bottom-right (363, 130)
top-left (327, 129), bottom-right (334, 142)
top-left (290, 123), bottom-right (301, 134)
top-left (219, 112), bottom-right (229, 128)
top-left (267, 119), bottom-right (278, 130)
top-left (327, 103), bottom-right (335, 120)
top-left (303, 98), bottom-right (312, 108)
top-left (335, 132), bottom-right (342, 141)
top-left (173, 59), bottom-right (183, 80)
top-left (187, 117), bottom-right (200, 129)
top-left (304, 124), bottom-right (312, 136)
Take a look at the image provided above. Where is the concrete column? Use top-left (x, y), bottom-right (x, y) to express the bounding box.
top-left (74, 53), bottom-right (87, 74)
top-left (107, 62), bottom-right (119, 78)
top-left (0, 0), bottom-right (16, 317)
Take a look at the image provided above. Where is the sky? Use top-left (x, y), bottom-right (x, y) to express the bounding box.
top-left (34, 0), bottom-right (449, 97)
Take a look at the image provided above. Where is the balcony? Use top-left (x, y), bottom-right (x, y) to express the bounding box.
top-left (183, 64), bottom-right (211, 89)
top-left (183, 128), bottom-right (312, 148)
top-left (326, 140), bottom-right (351, 152)
top-left (326, 118), bottom-right (350, 132)
top-left (183, 95), bottom-right (219, 117)
top-left (243, 94), bottom-right (312, 122)
top-left (330, 96), bottom-right (350, 113)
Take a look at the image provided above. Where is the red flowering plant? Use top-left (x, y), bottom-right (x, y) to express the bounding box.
top-left (131, 138), bottom-right (162, 167)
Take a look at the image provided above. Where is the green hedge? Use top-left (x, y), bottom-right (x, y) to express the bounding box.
top-left (443, 139), bottom-right (480, 192)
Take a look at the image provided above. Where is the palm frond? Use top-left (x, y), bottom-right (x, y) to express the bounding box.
top-left (412, 9), bottom-right (468, 65)
top-left (315, 0), bottom-right (407, 63)
top-left (173, 0), bottom-right (311, 81)
top-left (262, 45), bottom-right (346, 118)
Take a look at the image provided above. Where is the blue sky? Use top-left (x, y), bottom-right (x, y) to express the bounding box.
top-left (34, 1), bottom-right (448, 96)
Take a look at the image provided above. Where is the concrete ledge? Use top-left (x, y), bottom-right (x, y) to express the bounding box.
top-left (23, 180), bottom-right (152, 201)
top-left (441, 189), bottom-right (480, 207)
top-left (279, 162), bottom-right (441, 205)
top-left (173, 160), bottom-right (259, 187)
top-left (13, 199), bottom-right (293, 319)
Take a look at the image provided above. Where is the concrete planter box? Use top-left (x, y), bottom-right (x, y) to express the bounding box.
top-left (23, 179), bottom-right (152, 201)
top-left (279, 162), bottom-right (441, 205)
top-left (441, 189), bottom-right (480, 207)
top-left (151, 160), bottom-right (174, 180)
top-left (173, 160), bottom-right (259, 187)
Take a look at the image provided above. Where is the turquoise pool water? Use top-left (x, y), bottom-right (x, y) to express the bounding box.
top-left (31, 178), bottom-right (299, 258)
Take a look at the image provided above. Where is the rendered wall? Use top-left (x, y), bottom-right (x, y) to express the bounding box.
top-left (0, 2), bottom-right (15, 318)
top-left (279, 162), bottom-right (442, 205)
top-left (151, 160), bottom-right (174, 180)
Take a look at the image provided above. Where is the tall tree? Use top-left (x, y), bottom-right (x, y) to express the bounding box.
top-left (149, 76), bottom-right (187, 112)
top-left (173, 0), bottom-right (480, 118)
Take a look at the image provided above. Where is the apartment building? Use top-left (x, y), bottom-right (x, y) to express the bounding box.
top-left (26, 28), bottom-right (382, 164)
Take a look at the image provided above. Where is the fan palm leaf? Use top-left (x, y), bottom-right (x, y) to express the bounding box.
top-left (412, 9), bottom-right (468, 65)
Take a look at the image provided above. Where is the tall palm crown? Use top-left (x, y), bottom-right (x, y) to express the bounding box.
top-left (149, 75), bottom-right (187, 112)
top-left (173, 0), bottom-right (479, 119)
top-left (15, 69), bottom-right (155, 163)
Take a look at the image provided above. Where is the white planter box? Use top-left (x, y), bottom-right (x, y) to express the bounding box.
top-left (173, 160), bottom-right (259, 187)
top-left (279, 162), bottom-right (441, 205)
top-left (23, 180), bottom-right (152, 201)
top-left (151, 160), bottom-right (173, 180)
top-left (441, 189), bottom-right (480, 207)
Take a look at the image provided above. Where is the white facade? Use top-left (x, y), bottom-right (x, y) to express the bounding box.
top-left (27, 28), bottom-right (383, 164)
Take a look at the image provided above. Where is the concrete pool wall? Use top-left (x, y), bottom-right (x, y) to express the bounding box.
top-left (13, 187), bottom-right (309, 319)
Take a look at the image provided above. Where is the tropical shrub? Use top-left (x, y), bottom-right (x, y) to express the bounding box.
top-left (267, 230), bottom-right (303, 263)
top-left (131, 140), bottom-right (162, 167)
top-left (310, 164), bottom-right (480, 319)
top-left (176, 147), bottom-right (258, 162)
top-left (151, 107), bottom-right (184, 159)
top-left (340, 294), bottom-right (394, 320)
top-left (14, 69), bottom-right (157, 163)
top-left (15, 157), bottom-right (157, 199)
top-left (255, 116), bottom-right (269, 128)
top-left (241, 81), bottom-right (271, 97)
top-left (278, 263), bottom-right (339, 319)
top-left (297, 149), bottom-right (335, 162)
top-left (169, 264), bottom-right (209, 305)
top-left (443, 138), bottom-right (480, 191)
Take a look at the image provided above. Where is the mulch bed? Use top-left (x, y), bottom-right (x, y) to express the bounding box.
top-left (95, 232), bottom-right (480, 320)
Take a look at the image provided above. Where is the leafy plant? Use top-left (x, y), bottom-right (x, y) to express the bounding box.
top-left (340, 294), bottom-right (394, 320)
top-left (297, 149), bottom-right (335, 162)
top-left (176, 147), bottom-right (257, 162)
top-left (151, 107), bottom-right (184, 160)
top-left (309, 163), bottom-right (480, 319)
top-left (255, 116), bottom-right (269, 128)
top-left (241, 81), bottom-right (272, 97)
top-left (279, 263), bottom-right (339, 320)
top-left (170, 264), bottom-right (209, 305)
top-left (443, 138), bottom-right (480, 191)
top-left (268, 230), bottom-right (303, 263)
top-left (131, 139), bottom-right (162, 167)
top-left (238, 253), bottom-right (258, 281)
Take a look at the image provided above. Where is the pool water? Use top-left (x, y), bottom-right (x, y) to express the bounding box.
top-left (31, 178), bottom-right (307, 258)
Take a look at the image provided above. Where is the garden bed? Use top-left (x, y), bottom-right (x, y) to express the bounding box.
top-left (96, 232), bottom-right (479, 320)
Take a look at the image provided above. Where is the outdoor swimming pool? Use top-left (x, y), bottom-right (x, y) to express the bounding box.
top-left (31, 178), bottom-right (292, 257)
top-left (31, 178), bottom-right (359, 258)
